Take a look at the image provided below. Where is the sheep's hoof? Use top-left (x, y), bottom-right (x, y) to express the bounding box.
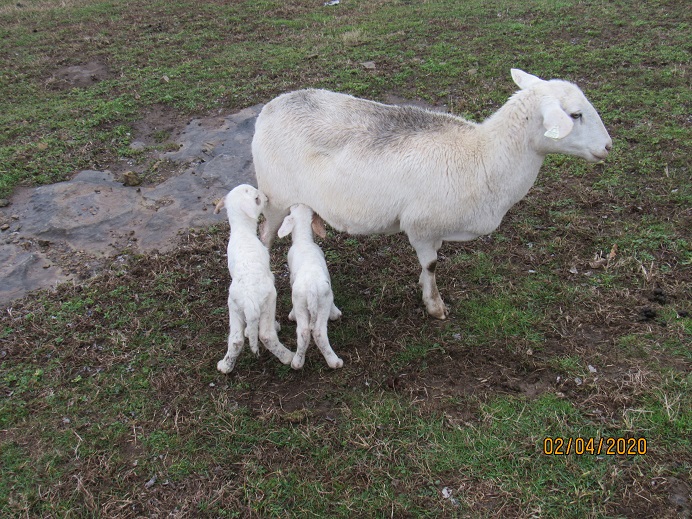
top-left (217, 359), bottom-right (234, 374)
top-left (291, 356), bottom-right (304, 370)
top-left (427, 303), bottom-right (449, 320)
top-left (329, 357), bottom-right (344, 369)
top-left (329, 306), bottom-right (342, 321)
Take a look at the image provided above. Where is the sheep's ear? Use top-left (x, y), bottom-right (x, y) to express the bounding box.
top-left (511, 69), bottom-right (543, 90)
top-left (277, 215), bottom-right (294, 238)
top-left (213, 198), bottom-right (225, 214)
top-left (311, 213), bottom-right (327, 239)
top-left (541, 99), bottom-right (574, 140)
top-left (239, 197), bottom-right (261, 219)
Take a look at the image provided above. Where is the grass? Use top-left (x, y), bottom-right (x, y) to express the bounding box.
top-left (1, 0), bottom-right (691, 517)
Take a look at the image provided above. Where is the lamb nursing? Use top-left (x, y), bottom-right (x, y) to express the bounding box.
top-left (253, 69), bottom-right (612, 319)
top-left (214, 184), bottom-right (294, 373)
top-left (278, 204), bottom-right (343, 370)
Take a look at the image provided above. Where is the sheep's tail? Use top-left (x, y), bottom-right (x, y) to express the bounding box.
top-left (243, 299), bottom-right (261, 356)
top-left (306, 284), bottom-right (329, 331)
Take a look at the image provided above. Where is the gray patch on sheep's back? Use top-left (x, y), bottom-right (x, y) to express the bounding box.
top-left (0, 104), bottom-right (263, 307)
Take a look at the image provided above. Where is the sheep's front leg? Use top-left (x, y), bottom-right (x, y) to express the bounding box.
top-left (409, 237), bottom-right (448, 320)
top-left (260, 203), bottom-right (289, 248)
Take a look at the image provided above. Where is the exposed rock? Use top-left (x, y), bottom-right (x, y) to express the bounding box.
top-left (0, 104), bottom-right (263, 307)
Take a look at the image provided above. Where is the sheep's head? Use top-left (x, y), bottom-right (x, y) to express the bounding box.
top-left (511, 69), bottom-right (612, 163)
top-left (223, 184), bottom-right (267, 221)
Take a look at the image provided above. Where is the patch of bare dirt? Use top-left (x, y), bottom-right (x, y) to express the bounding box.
top-left (47, 60), bottom-right (111, 90)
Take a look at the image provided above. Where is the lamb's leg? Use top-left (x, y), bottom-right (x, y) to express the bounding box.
top-left (409, 237), bottom-right (448, 320)
top-left (218, 311), bottom-right (245, 374)
top-left (291, 307), bottom-right (311, 370)
top-left (217, 333), bottom-right (244, 374)
top-left (259, 294), bottom-right (294, 365)
top-left (329, 303), bottom-right (342, 320)
top-left (260, 202), bottom-right (289, 248)
top-left (312, 309), bottom-right (343, 369)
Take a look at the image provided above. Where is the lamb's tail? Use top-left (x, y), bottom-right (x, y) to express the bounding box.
top-left (306, 291), bottom-right (321, 332)
top-left (243, 299), bottom-right (261, 356)
top-left (306, 283), bottom-right (330, 331)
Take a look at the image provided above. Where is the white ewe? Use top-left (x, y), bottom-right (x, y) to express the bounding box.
top-left (253, 69), bottom-right (612, 319)
top-left (278, 204), bottom-right (343, 369)
top-left (214, 184), bottom-right (294, 373)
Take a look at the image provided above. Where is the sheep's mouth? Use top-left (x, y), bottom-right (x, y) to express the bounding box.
top-left (589, 152), bottom-right (609, 163)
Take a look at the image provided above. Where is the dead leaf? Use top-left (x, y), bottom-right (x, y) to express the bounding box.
top-left (162, 75), bottom-right (170, 83)
top-left (608, 243), bottom-right (618, 263)
top-left (360, 61), bottom-right (376, 70)
top-left (589, 256), bottom-right (608, 269)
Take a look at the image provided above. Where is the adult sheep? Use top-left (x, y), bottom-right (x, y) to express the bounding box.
top-left (254, 69), bottom-right (612, 319)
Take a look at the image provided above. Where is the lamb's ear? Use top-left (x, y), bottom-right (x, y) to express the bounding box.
top-left (541, 99), bottom-right (574, 140)
top-left (239, 196), bottom-right (261, 220)
top-left (277, 215), bottom-right (294, 238)
top-left (213, 198), bottom-right (225, 214)
top-left (311, 213), bottom-right (327, 239)
top-left (511, 69), bottom-right (543, 90)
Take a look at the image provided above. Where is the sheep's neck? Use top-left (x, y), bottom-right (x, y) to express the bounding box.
top-left (290, 223), bottom-right (314, 244)
top-left (229, 217), bottom-right (259, 239)
top-left (474, 91), bottom-right (545, 210)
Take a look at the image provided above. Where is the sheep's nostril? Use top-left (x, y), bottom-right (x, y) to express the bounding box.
top-left (605, 143), bottom-right (613, 152)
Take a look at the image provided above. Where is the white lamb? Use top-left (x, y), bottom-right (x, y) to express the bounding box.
top-left (278, 204), bottom-right (343, 369)
top-left (214, 184), bottom-right (294, 373)
top-left (253, 69), bottom-right (612, 319)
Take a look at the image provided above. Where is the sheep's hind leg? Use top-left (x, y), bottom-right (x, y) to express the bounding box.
top-left (218, 333), bottom-right (244, 374)
top-left (409, 237), bottom-right (448, 320)
top-left (313, 310), bottom-right (343, 369)
top-left (291, 307), bottom-right (311, 370)
top-left (329, 303), bottom-right (342, 320)
top-left (259, 309), bottom-right (294, 366)
top-left (218, 302), bottom-right (246, 373)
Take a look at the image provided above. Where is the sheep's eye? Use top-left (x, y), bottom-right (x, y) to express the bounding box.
top-left (255, 196), bottom-right (261, 205)
top-left (570, 112), bottom-right (583, 120)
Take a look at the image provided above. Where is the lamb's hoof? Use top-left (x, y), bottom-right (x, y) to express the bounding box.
top-left (217, 359), bottom-right (234, 374)
top-left (290, 356), bottom-right (304, 370)
top-left (329, 307), bottom-right (342, 321)
top-left (328, 357), bottom-right (344, 369)
top-left (280, 350), bottom-right (295, 366)
top-left (288, 309), bottom-right (296, 321)
top-left (427, 303), bottom-right (449, 320)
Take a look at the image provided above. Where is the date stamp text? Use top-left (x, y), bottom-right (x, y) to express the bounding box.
top-left (543, 437), bottom-right (647, 456)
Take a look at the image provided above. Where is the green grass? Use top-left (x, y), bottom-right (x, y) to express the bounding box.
top-left (1, 0), bottom-right (690, 517)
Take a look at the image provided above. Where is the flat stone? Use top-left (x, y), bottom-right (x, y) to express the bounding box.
top-left (0, 104), bottom-right (263, 307)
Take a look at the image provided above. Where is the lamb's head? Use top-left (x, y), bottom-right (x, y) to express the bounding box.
top-left (511, 69), bottom-right (612, 163)
top-left (214, 184), bottom-right (267, 221)
top-left (277, 204), bottom-right (327, 240)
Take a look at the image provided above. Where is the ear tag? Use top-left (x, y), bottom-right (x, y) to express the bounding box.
top-left (544, 127), bottom-right (560, 139)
